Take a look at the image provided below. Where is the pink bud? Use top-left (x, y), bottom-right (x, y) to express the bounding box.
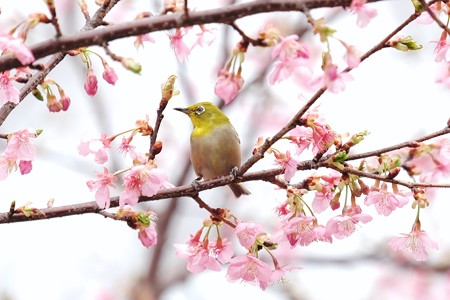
top-left (102, 65), bottom-right (118, 85)
top-left (84, 69), bottom-right (98, 96)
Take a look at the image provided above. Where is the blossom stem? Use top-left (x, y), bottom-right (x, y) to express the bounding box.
top-left (299, 195), bottom-right (315, 218)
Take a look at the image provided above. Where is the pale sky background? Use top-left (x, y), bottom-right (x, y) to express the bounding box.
top-left (0, 0), bottom-right (449, 299)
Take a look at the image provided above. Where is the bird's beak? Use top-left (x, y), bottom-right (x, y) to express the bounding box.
top-left (174, 107), bottom-right (189, 114)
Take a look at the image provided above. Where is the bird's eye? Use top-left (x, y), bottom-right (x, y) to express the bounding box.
top-left (194, 105), bottom-right (205, 115)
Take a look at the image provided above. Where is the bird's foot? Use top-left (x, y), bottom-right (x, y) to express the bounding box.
top-left (231, 167), bottom-right (241, 181)
top-left (191, 176), bottom-right (202, 191)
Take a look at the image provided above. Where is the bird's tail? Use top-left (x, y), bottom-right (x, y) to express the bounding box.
top-left (228, 183), bottom-right (251, 198)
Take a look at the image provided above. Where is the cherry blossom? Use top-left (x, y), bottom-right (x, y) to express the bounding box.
top-left (364, 182), bottom-right (410, 216)
top-left (119, 163), bottom-right (173, 207)
top-left (227, 255), bottom-right (273, 290)
top-left (0, 153), bottom-right (17, 180)
top-left (0, 34), bottom-right (35, 65)
top-left (117, 136), bottom-right (137, 157)
top-left (5, 129), bottom-right (37, 161)
top-left (86, 167), bottom-right (117, 209)
top-left (235, 222), bottom-right (264, 249)
top-left (268, 35), bottom-right (313, 86)
top-left (0, 71), bottom-right (20, 105)
top-left (288, 126), bottom-right (313, 155)
top-left (78, 133), bottom-right (112, 164)
top-left (389, 225), bottom-right (438, 261)
top-left (272, 150), bottom-right (298, 182)
top-left (84, 68), bottom-right (98, 96)
top-left (304, 111), bottom-right (336, 155)
top-left (175, 235), bottom-right (233, 273)
top-left (326, 211), bottom-right (372, 239)
top-left (138, 224), bottom-right (158, 247)
top-left (282, 215), bottom-right (322, 246)
top-left (214, 69), bottom-right (244, 104)
top-left (18, 160), bottom-right (32, 175)
top-left (350, 0), bottom-right (378, 28)
top-left (102, 63), bottom-right (118, 85)
top-left (168, 28), bottom-right (190, 62)
top-left (312, 184), bottom-right (334, 213)
top-left (321, 58), bottom-right (353, 93)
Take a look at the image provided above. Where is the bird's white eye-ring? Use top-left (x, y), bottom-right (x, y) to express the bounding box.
top-left (194, 105), bottom-right (205, 115)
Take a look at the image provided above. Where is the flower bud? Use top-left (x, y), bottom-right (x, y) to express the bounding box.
top-left (121, 58), bottom-right (142, 74)
top-left (151, 140), bottom-right (163, 156)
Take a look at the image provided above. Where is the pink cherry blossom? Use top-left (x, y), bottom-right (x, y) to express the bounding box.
top-left (168, 29), bottom-right (190, 62)
top-left (117, 136), bottom-right (136, 157)
top-left (282, 215), bottom-right (318, 247)
top-left (288, 126), bottom-right (313, 154)
top-left (5, 129), bottom-right (37, 161)
top-left (339, 40), bottom-right (361, 68)
top-left (119, 163), bottom-right (173, 207)
top-left (364, 182), bottom-right (410, 216)
top-left (209, 238), bottom-right (234, 264)
top-left (350, 0), bottom-right (378, 28)
top-left (227, 255), bottom-right (273, 290)
top-left (84, 68), bottom-right (98, 96)
top-left (309, 121), bottom-right (336, 155)
top-left (268, 35), bottom-right (312, 86)
top-left (389, 227), bottom-right (438, 261)
top-left (86, 167), bottom-right (117, 209)
top-left (272, 150), bottom-right (298, 182)
top-left (60, 95), bottom-right (71, 111)
top-left (312, 184), bottom-right (334, 213)
top-left (415, 3), bottom-right (442, 25)
top-left (235, 222), bottom-right (264, 249)
top-left (326, 212), bottom-right (372, 239)
top-left (134, 33), bottom-right (155, 49)
top-left (268, 57), bottom-right (313, 86)
top-left (214, 69), bottom-right (244, 104)
top-left (271, 35), bottom-right (309, 61)
top-left (408, 138), bottom-right (450, 182)
top-left (138, 224), bottom-right (158, 247)
top-left (46, 94), bottom-right (63, 112)
top-left (322, 60), bottom-right (353, 93)
top-left (19, 160), bottom-right (32, 175)
top-left (0, 71), bottom-right (20, 105)
top-left (102, 64), bottom-right (118, 85)
top-left (175, 236), bottom-right (233, 273)
top-left (433, 32), bottom-right (450, 63)
top-left (193, 26), bottom-right (216, 48)
top-left (0, 153), bottom-right (17, 180)
top-left (0, 35), bottom-right (35, 65)
top-left (78, 134), bottom-right (111, 164)
top-left (176, 244), bottom-right (221, 273)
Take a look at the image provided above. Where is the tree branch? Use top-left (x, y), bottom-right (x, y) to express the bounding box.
top-left (1, 120), bottom-right (449, 225)
top-left (0, 0), bottom-right (386, 73)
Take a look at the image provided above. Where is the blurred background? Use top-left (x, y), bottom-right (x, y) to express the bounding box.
top-left (0, 0), bottom-right (449, 299)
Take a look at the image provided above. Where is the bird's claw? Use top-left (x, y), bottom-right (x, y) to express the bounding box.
top-left (191, 177), bottom-right (202, 191)
top-left (231, 167), bottom-right (240, 181)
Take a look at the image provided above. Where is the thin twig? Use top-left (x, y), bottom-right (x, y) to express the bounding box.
top-left (0, 0), bottom-right (387, 72)
top-left (229, 22), bottom-right (265, 46)
top-left (325, 165), bottom-right (450, 189)
top-left (418, 0), bottom-right (450, 35)
top-left (191, 194), bottom-right (236, 228)
top-left (238, 7), bottom-right (424, 176)
top-left (345, 126), bottom-right (450, 162)
top-left (0, 0), bottom-right (121, 127)
top-left (45, 0), bottom-right (63, 37)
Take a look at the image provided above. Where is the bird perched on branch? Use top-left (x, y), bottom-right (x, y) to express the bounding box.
top-left (175, 102), bottom-right (250, 197)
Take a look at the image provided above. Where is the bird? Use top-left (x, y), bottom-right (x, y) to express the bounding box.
top-left (174, 102), bottom-right (251, 197)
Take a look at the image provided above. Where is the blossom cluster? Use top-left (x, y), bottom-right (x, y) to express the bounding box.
top-left (80, 114), bottom-right (173, 247)
top-left (0, 129), bottom-right (40, 180)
